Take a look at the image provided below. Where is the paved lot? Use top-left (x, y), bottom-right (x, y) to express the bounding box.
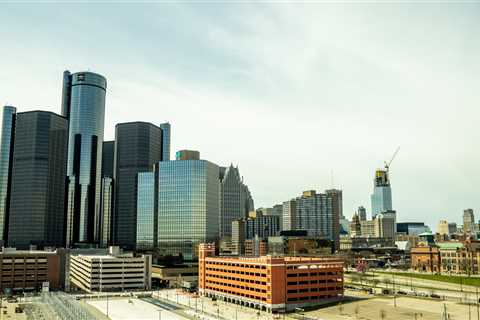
top-left (305, 293), bottom-right (477, 320)
top-left (88, 297), bottom-right (189, 320)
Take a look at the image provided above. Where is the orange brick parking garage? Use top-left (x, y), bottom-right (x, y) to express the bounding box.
top-left (199, 243), bottom-right (344, 313)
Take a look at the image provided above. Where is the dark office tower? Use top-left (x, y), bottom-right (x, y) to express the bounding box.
top-left (61, 71), bottom-right (72, 119)
top-left (113, 122), bottom-right (162, 249)
top-left (219, 165), bottom-right (254, 239)
top-left (64, 71), bottom-right (107, 246)
top-left (159, 122), bottom-right (171, 161)
top-left (8, 111), bottom-right (68, 249)
top-left (0, 106), bottom-right (16, 243)
top-left (99, 141), bottom-right (114, 247)
top-left (325, 189), bottom-right (342, 251)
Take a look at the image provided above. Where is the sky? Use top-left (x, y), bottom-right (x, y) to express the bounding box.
top-left (0, 2), bottom-right (479, 230)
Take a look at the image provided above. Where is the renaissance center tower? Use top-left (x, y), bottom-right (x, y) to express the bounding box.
top-left (62, 71), bottom-right (107, 245)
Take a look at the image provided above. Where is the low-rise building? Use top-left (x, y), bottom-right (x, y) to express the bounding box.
top-left (69, 247), bottom-right (152, 293)
top-left (410, 246), bottom-right (440, 273)
top-left (199, 243), bottom-right (344, 313)
top-left (0, 248), bottom-right (62, 294)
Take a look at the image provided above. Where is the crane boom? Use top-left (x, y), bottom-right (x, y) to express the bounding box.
top-left (384, 146), bottom-right (400, 171)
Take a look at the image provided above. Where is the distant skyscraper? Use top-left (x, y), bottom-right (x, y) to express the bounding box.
top-left (8, 111), bottom-right (68, 248)
top-left (282, 200), bottom-right (296, 231)
top-left (358, 206), bottom-right (367, 221)
top-left (284, 189), bottom-right (341, 250)
top-left (244, 213), bottom-right (280, 239)
top-left (160, 122), bottom-right (171, 161)
top-left (113, 122), bottom-right (162, 249)
top-left (63, 71), bottom-right (107, 246)
top-left (463, 209), bottom-right (475, 234)
top-left (157, 155), bottom-right (220, 260)
top-left (0, 106), bottom-right (16, 243)
top-left (219, 165), bottom-right (254, 239)
top-left (370, 169), bottom-right (392, 218)
top-left (99, 141), bottom-right (114, 247)
top-left (176, 149), bottom-right (200, 160)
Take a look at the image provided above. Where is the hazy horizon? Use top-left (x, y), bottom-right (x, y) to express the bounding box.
top-left (1, 2), bottom-right (479, 230)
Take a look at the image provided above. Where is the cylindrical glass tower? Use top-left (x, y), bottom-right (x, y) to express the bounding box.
top-left (65, 71), bottom-right (107, 245)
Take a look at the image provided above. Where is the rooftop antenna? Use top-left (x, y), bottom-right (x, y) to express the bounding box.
top-left (330, 169), bottom-right (335, 189)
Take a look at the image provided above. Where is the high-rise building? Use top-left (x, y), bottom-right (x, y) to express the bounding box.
top-left (231, 219), bottom-right (245, 255)
top-left (99, 141), bottom-right (114, 247)
top-left (283, 189), bottom-right (341, 250)
top-left (159, 122), bottom-right (171, 161)
top-left (463, 209), bottom-right (475, 234)
top-left (8, 111), bottom-right (68, 248)
top-left (358, 206), bottom-right (367, 221)
top-left (219, 165), bottom-right (253, 239)
top-left (157, 154), bottom-right (219, 260)
top-left (282, 200), bottom-right (296, 231)
top-left (175, 149), bottom-right (200, 161)
top-left (349, 213), bottom-right (361, 237)
top-left (437, 220), bottom-right (450, 236)
top-left (370, 169), bottom-right (392, 218)
top-left (113, 122), bottom-right (162, 249)
top-left (63, 71), bottom-right (107, 246)
top-left (243, 213), bottom-right (280, 240)
top-left (374, 213), bottom-right (395, 240)
top-left (0, 106), bottom-right (16, 243)
top-left (136, 171), bottom-right (158, 250)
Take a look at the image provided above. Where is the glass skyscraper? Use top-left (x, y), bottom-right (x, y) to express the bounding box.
top-left (136, 171), bottom-right (157, 250)
top-left (0, 106), bottom-right (16, 243)
top-left (370, 169), bottom-right (392, 218)
top-left (7, 111), bottom-right (68, 249)
top-left (157, 158), bottom-right (220, 260)
top-left (160, 122), bottom-right (171, 161)
top-left (99, 141), bottom-right (114, 247)
top-left (63, 71), bottom-right (107, 246)
top-left (219, 165), bottom-right (254, 239)
top-left (113, 122), bottom-right (162, 249)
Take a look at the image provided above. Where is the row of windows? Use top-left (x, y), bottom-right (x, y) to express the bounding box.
top-left (206, 268), bottom-right (267, 277)
top-left (286, 271), bottom-right (340, 278)
top-left (287, 286), bottom-right (342, 294)
top-left (206, 280), bottom-right (267, 293)
top-left (206, 262), bottom-right (267, 270)
top-left (287, 293), bottom-right (339, 302)
top-left (206, 274), bottom-right (267, 285)
top-left (287, 279), bottom-right (341, 285)
top-left (205, 285), bottom-right (267, 302)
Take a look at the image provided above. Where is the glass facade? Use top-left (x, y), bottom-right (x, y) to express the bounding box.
top-left (157, 160), bottom-right (219, 260)
top-left (370, 169), bottom-right (392, 218)
top-left (136, 172), bottom-right (156, 250)
top-left (113, 122), bottom-right (162, 249)
top-left (0, 106), bottom-right (16, 242)
top-left (159, 122), bottom-right (170, 161)
top-left (219, 165), bottom-right (254, 238)
top-left (8, 111), bottom-right (68, 248)
top-left (65, 71), bottom-right (107, 245)
top-left (99, 177), bottom-right (113, 247)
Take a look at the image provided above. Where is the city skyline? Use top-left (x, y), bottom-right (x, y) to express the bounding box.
top-left (1, 3), bottom-right (479, 229)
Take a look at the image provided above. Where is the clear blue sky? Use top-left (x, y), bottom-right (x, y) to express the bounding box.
top-left (1, 2), bottom-right (479, 230)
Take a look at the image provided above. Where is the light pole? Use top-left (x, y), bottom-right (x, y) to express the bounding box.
top-left (158, 309), bottom-right (162, 320)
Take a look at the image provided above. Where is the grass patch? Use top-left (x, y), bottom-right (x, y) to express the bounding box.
top-left (377, 271), bottom-right (480, 287)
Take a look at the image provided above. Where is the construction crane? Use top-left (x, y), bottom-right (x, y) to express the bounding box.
top-left (384, 146), bottom-right (400, 173)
